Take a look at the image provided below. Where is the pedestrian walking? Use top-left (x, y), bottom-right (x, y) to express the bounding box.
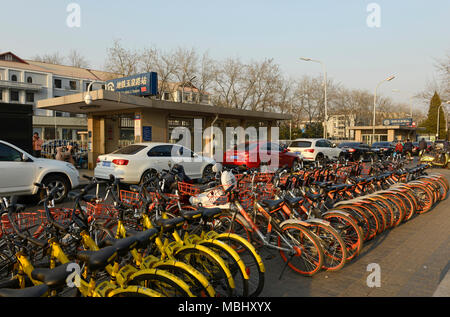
top-left (418, 138), bottom-right (427, 156)
top-left (403, 139), bottom-right (413, 159)
top-left (32, 132), bottom-right (44, 158)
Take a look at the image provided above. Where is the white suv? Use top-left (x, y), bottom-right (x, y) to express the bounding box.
top-left (0, 140), bottom-right (80, 203)
top-left (288, 138), bottom-right (343, 162)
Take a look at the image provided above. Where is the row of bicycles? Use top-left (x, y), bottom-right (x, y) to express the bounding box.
top-left (0, 157), bottom-right (447, 297)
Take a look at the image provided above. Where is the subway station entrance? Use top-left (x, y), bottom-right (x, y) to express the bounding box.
top-left (37, 90), bottom-right (291, 169)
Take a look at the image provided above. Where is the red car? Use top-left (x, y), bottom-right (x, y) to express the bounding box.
top-left (222, 141), bottom-right (301, 169)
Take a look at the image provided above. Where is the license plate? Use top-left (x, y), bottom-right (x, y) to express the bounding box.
top-left (103, 161), bottom-right (111, 167)
top-left (231, 156), bottom-right (238, 160)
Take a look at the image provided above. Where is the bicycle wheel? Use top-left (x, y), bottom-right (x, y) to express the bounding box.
top-left (359, 200), bottom-right (387, 234)
top-left (108, 285), bottom-right (164, 297)
top-left (407, 183), bottom-right (434, 214)
top-left (174, 245), bottom-right (235, 297)
top-left (335, 205), bottom-right (372, 241)
top-left (215, 212), bottom-right (253, 244)
top-left (378, 194), bottom-right (405, 227)
top-left (152, 260), bottom-right (215, 297)
top-left (199, 240), bottom-right (249, 297)
top-left (306, 221), bottom-right (347, 272)
top-left (278, 223), bottom-right (324, 276)
top-left (215, 232), bottom-right (265, 297)
top-left (127, 269), bottom-right (194, 297)
top-left (322, 211), bottom-right (364, 262)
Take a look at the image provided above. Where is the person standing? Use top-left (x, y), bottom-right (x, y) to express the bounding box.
top-left (403, 139), bottom-right (413, 159)
top-left (395, 140), bottom-right (403, 157)
top-left (418, 138), bottom-right (427, 156)
top-left (32, 132), bottom-right (44, 158)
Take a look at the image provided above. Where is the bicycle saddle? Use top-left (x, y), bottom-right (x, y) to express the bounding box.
top-left (305, 192), bottom-right (322, 201)
top-left (311, 181), bottom-right (333, 188)
top-left (132, 228), bottom-right (159, 249)
top-left (198, 207), bottom-right (222, 220)
top-left (0, 284), bottom-right (49, 298)
top-left (154, 217), bottom-right (185, 230)
top-left (283, 196), bottom-right (303, 207)
top-left (76, 246), bottom-right (117, 272)
top-left (260, 199), bottom-right (284, 210)
top-left (31, 263), bottom-right (74, 288)
top-left (180, 209), bottom-right (203, 221)
top-left (112, 236), bottom-right (138, 257)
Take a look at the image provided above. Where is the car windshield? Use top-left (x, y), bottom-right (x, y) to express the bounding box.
top-left (373, 142), bottom-right (390, 147)
top-left (290, 141), bottom-right (312, 148)
top-left (112, 145), bottom-right (147, 155)
top-left (232, 143), bottom-right (258, 151)
top-left (338, 143), bottom-right (360, 148)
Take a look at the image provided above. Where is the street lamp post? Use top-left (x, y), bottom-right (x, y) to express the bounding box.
top-left (300, 58), bottom-right (327, 139)
top-left (372, 75), bottom-right (395, 144)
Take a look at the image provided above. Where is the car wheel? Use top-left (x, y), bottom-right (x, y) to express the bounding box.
top-left (291, 159), bottom-right (302, 171)
top-left (40, 175), bottom-right (70, 204)
top-left (316, 153), bottom-right (325, 165)
top-left (202, 164), bottom-right (214, 180)
top-left (140, 169), bottom-right (158, 186)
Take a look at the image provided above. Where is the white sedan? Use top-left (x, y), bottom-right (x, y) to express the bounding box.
top-left (94, 142), bottom-right (216, 184)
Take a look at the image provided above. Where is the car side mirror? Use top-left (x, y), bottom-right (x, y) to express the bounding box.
top-left (332, 143), bottom-right (336, 148)
top-left (22, 154), bottom-right (29, 162)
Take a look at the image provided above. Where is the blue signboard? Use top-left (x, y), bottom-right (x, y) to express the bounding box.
top-left (105, 72), bottom-right (158, 96)
top-left (143, 126), bottom-right (152, 141)
top-left (383, 118), bottom-right (413, 126)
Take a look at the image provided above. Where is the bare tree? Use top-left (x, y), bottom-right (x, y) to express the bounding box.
top-left (32, 52), bottom-right (66, 65)
top-left (67, 49), bottom-right (90, 68)
top-left (105, 39), bottom-right (140, 77)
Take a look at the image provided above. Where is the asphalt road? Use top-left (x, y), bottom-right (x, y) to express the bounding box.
top-left (18, 165), bottom-right (450, 297)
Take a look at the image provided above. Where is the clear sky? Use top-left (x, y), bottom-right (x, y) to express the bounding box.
top-left (1, 0), bottom-right (449, 108)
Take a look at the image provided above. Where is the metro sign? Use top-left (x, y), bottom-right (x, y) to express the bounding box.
top-left (106, 72), bottom-right (158, 96)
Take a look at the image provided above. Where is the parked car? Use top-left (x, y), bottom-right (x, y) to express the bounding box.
top-left (222, 141), bottom-right (302, 170)
top-left (0, 140), bottom-right (80, 203)
top-left (338, 142), bottom-right (376, 161)
top-left (371, 141), bottom-right (395, 157)
top-left (288, 138), bottom-right (343, 162)
top-left (94, 143), bottom-right (216, 185)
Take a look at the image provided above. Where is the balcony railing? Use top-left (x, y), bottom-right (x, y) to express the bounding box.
top-left (0, 80), bottom-right (42, 91)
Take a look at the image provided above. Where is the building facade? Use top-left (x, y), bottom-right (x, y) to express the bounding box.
top-left (0, 52), bottom-right (116, 142)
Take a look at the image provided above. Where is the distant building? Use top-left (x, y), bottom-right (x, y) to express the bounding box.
top-left (326, 114), bottom-right (356, 140)
top-left (0, 51), bottom-right (116, 141)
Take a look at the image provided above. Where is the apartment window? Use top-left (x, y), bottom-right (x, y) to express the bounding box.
top-left (10, 90), bottom-right (19, 102)
top-left (27, 76), bottom-right (33, 84)
top-left (69, 81), bottom-right (77, 90)
top-left (54, 79), bottom-right (62, 89)
top-left (11, 75), bottom-right (17, 82)
top-left (163, 92), bottom-right (170, 100)
top-left (26, 92), bottom-right (34, 103)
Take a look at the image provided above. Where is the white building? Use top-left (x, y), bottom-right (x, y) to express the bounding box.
top-left (0, 51), bottom-right (116, 141)
top-left (326, 114), bottom-right (356, 140)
